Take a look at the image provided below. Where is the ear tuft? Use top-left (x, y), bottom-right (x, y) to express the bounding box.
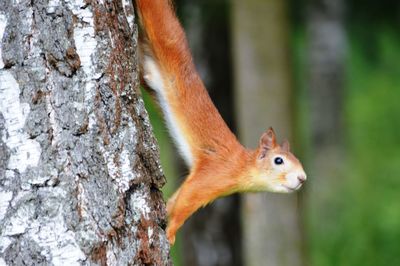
top-left (281, 139), bottom-right (290, 152)
top-left (258, 127), bottom-right (277, 159)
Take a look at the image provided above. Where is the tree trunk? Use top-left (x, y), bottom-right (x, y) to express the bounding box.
top-left (306, 0), bottom-right (346, 264)
top-left (308, 0), bottom-right (345, 148)
top-left (175, 1), bottom-right (242, 265)
top-left (0, 1), bottom-right (170, 265)
top-left (232, 0), bottom-right (304, 265)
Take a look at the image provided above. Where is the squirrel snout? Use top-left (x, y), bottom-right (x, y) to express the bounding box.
top-left (297, 174), bottom-right (306, 183)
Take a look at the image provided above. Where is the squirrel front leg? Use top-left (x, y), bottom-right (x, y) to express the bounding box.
top-left (165, 171), bottom-right (235, 244)
top-left (166, 173), bottom-right (206, 244)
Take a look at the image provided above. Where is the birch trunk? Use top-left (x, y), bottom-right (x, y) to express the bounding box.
top-left (232, 0), bottom-right (304, 265)
top-left (0, 0), bottom-right (170, 265)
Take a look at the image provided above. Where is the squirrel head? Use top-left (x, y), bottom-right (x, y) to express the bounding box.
top-left (250, 127), bottom-right (306, 193)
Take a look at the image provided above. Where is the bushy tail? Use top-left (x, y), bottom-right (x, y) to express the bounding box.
top-left (135, 0), bottom-right (240, 167)
top-left (136, 0), bottom-right (198, 94)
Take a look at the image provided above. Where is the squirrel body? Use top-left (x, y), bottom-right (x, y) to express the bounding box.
top-left (136, 0), bottom-right (307, 244)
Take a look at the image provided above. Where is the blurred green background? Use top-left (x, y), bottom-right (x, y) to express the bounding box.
top-left (143, 0), bottom-right (400, 265)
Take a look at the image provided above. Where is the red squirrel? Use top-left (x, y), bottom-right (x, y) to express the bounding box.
top-left (135, 0), bottom-right (307, 244)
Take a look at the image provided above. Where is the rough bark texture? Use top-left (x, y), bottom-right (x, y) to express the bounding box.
top-left (0, 0), bottom-right (170, 265)
top-left (232, 0), bottom-right (304, 265)
top-left (175, 1), bottom-right (242, 265)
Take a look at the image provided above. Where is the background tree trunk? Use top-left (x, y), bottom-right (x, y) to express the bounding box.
top-left (232, 0), bottom-right (304, 265)
top-left (0, 1), bottom-right (170, 265)
top-left (175, 1), bottom-right (242, 265)
top-left (305, 0), bottom-right (346, 264)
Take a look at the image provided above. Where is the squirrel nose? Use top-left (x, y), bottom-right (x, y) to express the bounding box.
top-left (297, 174), bottom-right (306, 183)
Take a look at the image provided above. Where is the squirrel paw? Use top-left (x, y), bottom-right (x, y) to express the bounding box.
top-left (166, 229), bottom-right (176, 245)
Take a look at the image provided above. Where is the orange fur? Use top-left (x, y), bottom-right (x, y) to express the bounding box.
top-left (135, 0), bottom-right (307, 245)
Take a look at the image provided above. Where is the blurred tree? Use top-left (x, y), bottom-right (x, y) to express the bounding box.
top-left (305, 0), bottom-right (347, 264)
top-left (173, 1), bottom-right (242, 265)
top-left (0, 1), bottom-right (170, 265)
top-left (307, 0), bottom-right (346, 149)
top-left (232, 0), bottom-right (304, 265)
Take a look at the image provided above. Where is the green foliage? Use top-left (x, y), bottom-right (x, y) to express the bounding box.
top-left (306, 29), bottom-right (400, 266)
top-left (344, 30), bottom-right (400, 266)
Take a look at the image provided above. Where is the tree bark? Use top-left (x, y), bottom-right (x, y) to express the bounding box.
top-left (232, 0), bottom-right (304, 265)
top-left (0, 1), bottom-right (170, 265)
top-left (175, 1), bottom-right (242, 265)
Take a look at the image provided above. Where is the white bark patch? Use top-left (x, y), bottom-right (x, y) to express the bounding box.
top-left (99, 146), bottom-right (118, 189)
top-left (9, 191), bottom-right (29, 208)
top-left (0, 14), bottom-right (6, 69)
top-left (66, 0), bottom-right (98, 131)
top-left (0, 257), bottom-right (7, 266)
top-left (71, 10), bottom-right (96, 75)
top-left (0, 191), bottom-right (13, 221)
top-left (106, 243), bottom-right (118, 266)
top-left (47, 0), bottom-right (60, 14)
top-left (148, 227), bottom-right (154, 244)
top-left (0, 236), bottom-right (12, 253)
top-left (29, 217), bottom-right (86, 265)
top-left (99, 143), bottom-right (136, 193)
top-left (119, 147), bottom-right (134, 189)
top-left (0, 71), bottom-right (41, 173)
top-left (131, 189), bottom-right (151, 221)
top-left (27, 189), bottom-right (86, 265)
top-left (122, 0), bottom-right (135, 29)
top-left (2, 188), bottom-right (86, 264)
top-left (1, 170), bottom-right (14, 188)
top-left (3, 200), bottom-right (35, 236)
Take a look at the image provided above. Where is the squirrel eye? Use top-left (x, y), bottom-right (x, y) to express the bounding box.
top-left (274, 157), bottom-right (284, 165)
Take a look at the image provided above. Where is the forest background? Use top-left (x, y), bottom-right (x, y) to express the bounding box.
top-left (143, 0), bottom-right (400, 265)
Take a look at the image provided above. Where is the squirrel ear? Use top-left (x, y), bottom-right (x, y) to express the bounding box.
top-left (259, 127), bottom-right (277, 159)
top-left (281, 139), bottom-right (290, 152)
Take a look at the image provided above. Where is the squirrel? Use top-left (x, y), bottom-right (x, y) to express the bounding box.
top-left (135, 0), bottom-right (307, 245)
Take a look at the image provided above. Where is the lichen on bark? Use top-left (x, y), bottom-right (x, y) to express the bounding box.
top-left (0, 0), bottom-right (171, 265)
